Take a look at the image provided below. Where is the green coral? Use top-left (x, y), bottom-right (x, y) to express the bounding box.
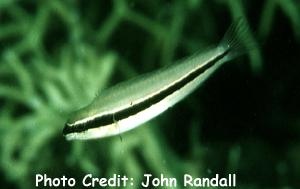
top-left (0, 0), bottom-right (299, 189)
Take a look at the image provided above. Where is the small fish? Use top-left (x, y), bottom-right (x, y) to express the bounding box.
top-left (63, 18), bottom-right (252, 140)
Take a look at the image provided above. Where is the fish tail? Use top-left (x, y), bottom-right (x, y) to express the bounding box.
top-left (219, 18), bottom-right (255, 61)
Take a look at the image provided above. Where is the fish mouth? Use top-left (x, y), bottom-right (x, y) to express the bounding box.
top-left (62, 125), bottom-right (79, 141)
top-left (62, 123), bottom-right (73, 136)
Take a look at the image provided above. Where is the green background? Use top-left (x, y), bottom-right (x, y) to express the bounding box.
top-left (0, 0), bottom-right (299, 188)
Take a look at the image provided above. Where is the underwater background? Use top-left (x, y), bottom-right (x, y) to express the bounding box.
top-left (0, 0), bottom-right (299, 188)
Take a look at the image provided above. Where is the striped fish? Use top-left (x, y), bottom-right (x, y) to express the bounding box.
top-left (63, 18), bottom-right (252, 140)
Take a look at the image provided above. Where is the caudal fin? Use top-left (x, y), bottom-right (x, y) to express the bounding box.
top-left (219, 18), bottom-right (255, 61)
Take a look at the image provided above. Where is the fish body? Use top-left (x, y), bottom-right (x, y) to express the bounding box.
top-left (63, 19), bottom-right (251, 140)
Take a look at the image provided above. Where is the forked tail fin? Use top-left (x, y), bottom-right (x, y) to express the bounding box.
top-left (219, 18), bottom-right (256, 61)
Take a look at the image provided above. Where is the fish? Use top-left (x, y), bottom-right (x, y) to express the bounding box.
top-left (63, 18), bottom-right (252, 140)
